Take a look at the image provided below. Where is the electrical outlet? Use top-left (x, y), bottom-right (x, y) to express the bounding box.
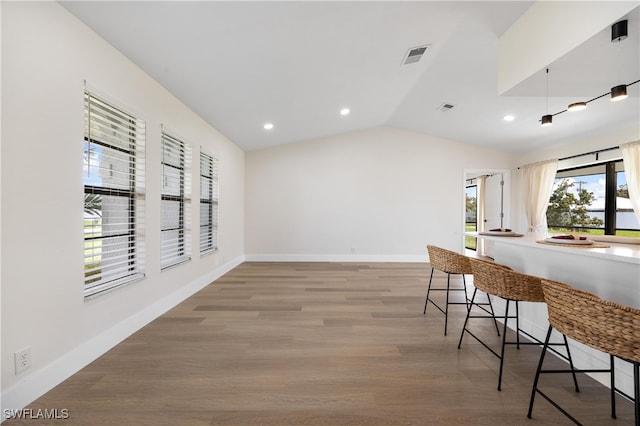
top-left (14, 347), bottom-right (31, 374)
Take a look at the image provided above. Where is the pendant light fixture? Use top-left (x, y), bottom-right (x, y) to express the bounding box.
top-left (567, 101), bottom-right (587, 112)
top-left (611, 20), bottom-right (628, 101)
top-left (611, 84), bottom-right (628, 101)
top-left (611, 19), bottom-right (628, 42)
top-left (541, 19), bottom-right (638, 126)
top-left (540, 68), bottom-right (552, 126)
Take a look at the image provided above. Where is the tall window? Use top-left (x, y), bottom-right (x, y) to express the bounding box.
top-left (200, 152), bottom-right (219, 254)
top-left (465, 184), bottom-right (477, 250)
top-left (83, 91), bottom-right (146, 298)
top-left (161, 132), bottom-right (191, 269)
top-left (547, 160), bottom-right (639, 237)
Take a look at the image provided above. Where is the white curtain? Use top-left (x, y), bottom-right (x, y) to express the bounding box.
top-left (476, 175), bottom-right (487, 255)
top-left (620, 140), bottom-right (640, 223)
top-left (522, 159), bottom-right (558, 234)
top-left (477, 175), bottom-right (487, 232)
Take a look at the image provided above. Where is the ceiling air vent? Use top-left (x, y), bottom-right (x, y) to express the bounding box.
top-left (437, 103), bottom-right (455, 112)
top-left (402, 44), bottom-right (430, 65)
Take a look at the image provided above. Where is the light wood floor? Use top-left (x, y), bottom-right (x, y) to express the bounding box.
top-left (11, 262), bottom-right (635, 425)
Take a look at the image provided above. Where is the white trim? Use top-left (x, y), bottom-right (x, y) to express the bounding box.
top-left (83, 80), bottom-right (147, 122)
top-left (0, 255), bottom-right (244, 418)
top-left (244, 254), bottom-right (428, 263)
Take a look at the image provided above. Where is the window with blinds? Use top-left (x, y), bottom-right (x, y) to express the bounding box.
top-left (83, 91), bottom-right (146, 298)
top-left (161, 132), bottom-right (191, 269)
top-left (200, 152), bottom-right (219, 254)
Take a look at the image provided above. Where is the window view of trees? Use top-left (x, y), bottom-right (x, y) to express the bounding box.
top-left (618, 183), bottom-right (629, 198)
top-left (84, 193), bottom-right (102, 217)
top-left (547, 161), bottom-right (639, 237)
top-left (547, 178), bottom-right (604, 230)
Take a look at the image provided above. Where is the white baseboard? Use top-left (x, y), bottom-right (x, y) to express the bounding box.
top-left (1, 255), bottom-right (244, 421)
top-left (244, 254), bottom-right (428, 263)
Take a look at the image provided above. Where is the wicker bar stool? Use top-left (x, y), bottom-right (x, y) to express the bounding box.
top-left (424, 245), bottom-right (498, 336)
top-left (528, 279), bottom-right (640, 425)
top-left (459, 258), bottom-right (579, 392)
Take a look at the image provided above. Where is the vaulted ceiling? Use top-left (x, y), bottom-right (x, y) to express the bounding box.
top-left (61, 1), bottom-right (639, 153)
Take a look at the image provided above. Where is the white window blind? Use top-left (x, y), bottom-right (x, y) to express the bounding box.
top-left (200, 152), bottom-right (219, 254)
top-left (161, 132), bottom-right (191, 269)
top-left (83, 91), bottom-right (146, 298)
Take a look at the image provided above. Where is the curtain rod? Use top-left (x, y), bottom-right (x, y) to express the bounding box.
top-left (558, 145), bottom-right (619, 162)
top-left (465, 174), bottom-right (493, 182)
top-left (518, 146), bottom-right (619, 169)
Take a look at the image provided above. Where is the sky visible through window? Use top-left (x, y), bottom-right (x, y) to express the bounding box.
top-left (553, 172), bottom-right (627, 199)
top-left (83, 141), bottom-right (103, 187)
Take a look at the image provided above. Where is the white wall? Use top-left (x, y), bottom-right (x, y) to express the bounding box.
top-left (1, 2), bottom-right (244, 412)
top-left (245, 126), bottom-right (516, 261)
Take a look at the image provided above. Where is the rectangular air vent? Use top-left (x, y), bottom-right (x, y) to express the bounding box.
top-left (402, 44), bottom-right (430, 65)
top-left (437, 103), bottom-right (455, 112)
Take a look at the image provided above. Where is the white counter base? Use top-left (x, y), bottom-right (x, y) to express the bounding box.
top-left (468, 232), bottom-right (640, 397)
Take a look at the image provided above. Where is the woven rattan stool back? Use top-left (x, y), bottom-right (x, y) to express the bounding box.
top-left (469, 258), bottom-right (544, 302)
top-left (541, 279), bottom-right (640, 363)
top-left (426, 245), bottom-right (472, 275)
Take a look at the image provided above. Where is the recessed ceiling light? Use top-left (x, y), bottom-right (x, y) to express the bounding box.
top-left (503, 115), bottom-right (515, 122)
top-left (263, 123), bottom-right (274, 130)
top-left (340, 108), bottom-right (350, 116)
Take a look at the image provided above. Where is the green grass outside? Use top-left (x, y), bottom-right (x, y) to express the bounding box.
top-left (465, 222), bottom-right (477, 250)
top-left (465, 223), bottom-right (639, 249)
top-left (84, 219), bottom-right (102, 282)
top-left (548, 227), bottom-right (640, 238)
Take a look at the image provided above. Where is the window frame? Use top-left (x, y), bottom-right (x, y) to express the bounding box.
top-left (199, 151), bottom-right (219, 255)
top-left (465, 183), bottom-right (478, 250)
top-left (160, 132), bottom-right (192, 269)
top-left (548, 159), bottom-right (638, 236)
top-left (83, 91), bottom-right (145, 298)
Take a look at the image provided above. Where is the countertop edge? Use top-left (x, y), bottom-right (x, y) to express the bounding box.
top-left (467, 232), bottom-right (640, 265)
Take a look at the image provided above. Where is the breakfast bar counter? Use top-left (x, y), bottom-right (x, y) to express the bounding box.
top-left (470, 232), bottom-right (640, 307)
top-left (467, 231), bottom-right (640, 394)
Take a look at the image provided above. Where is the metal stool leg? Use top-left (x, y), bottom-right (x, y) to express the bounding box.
top-left (610, 354), bottom-right (616, 419)
top-left (457, 287), bottom-right (478, 349)
top-left (634, 361), bottom-right (639, 426)
top-left (423, 267), bottom-right (435, 314)
top-left (528, 324), bottom-right (553, 419)
top-left (486, 293), bottom-right (500, 336)
top-left (462, 274), bottom-right (469, 309)
top-left (515, 301), bottom-right (520, 349)
top-left (563, 334), bottom-right (580, 393)
top-left (497, 299), bottom-right (511, 391)
top-left (444, 272), bottom-right (451, 336)
top-left (529, 325), bottom-right (582, 424)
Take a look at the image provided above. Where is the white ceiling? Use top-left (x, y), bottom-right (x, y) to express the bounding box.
top-left (60, 1), bottom-right (639, 153)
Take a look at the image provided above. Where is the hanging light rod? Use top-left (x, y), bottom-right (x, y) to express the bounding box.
top-left (539, 78), bottom-right (639, 125)
top-left (541, 68), bottom-right (552, 125)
